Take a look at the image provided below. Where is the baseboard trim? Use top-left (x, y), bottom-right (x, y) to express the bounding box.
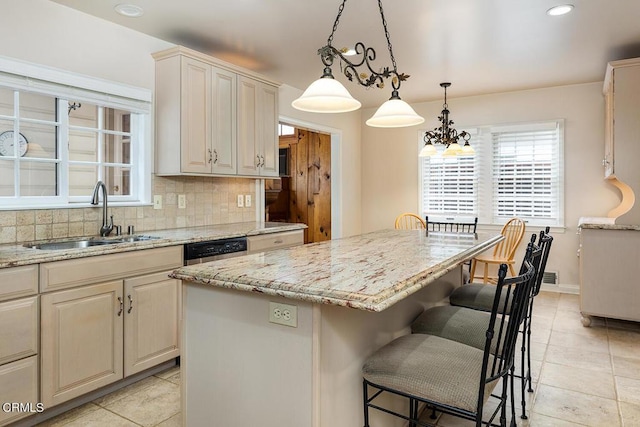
top-left (540, 283), bottom-right (579, 295)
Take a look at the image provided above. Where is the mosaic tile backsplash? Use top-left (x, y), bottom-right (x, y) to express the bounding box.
top-left (0, 176), bottom-right (257, 244)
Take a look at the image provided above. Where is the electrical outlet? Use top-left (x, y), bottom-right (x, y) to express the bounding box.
top-left (245, 194), bottom-right (252, 207)
top-left (178, 194), bottom-right (186, 209)
top-left (269, 302), bottom-right (297, 327)
top-left (153, 195), bottom-right (162, 210)
top-left (237, 194), bottom-right (244, 208)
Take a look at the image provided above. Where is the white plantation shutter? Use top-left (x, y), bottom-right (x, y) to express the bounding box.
top-left (418, 121), bottom-right (564, 227)
top-left (491, 122), bottom-right (562, 225)
top-left (419, 130), bottom-right (478, 216)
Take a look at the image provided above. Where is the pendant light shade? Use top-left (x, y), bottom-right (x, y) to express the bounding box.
top-left (419, 142), bottom-right (437, 157)
top-left (366, 94), bottom-right (425, 128)
top-left (292, 76), bottom-right (361, 113)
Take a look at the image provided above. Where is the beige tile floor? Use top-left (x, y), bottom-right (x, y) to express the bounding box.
top-left (37, 292), bottom-right (640, 426)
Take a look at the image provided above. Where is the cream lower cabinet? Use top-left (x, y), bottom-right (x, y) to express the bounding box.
top-left (247, 230), bottom-right (304, 254)
top-left (41, 281), bottom-right (124, 407)
top-left (39, 246), bottom-right (183, 408)
top-left (124, 272), bottom-right (181, 377)
top-left (0, 265), bottom-right (39, 427)
top-left (41, 273), bottom-right (181, 407)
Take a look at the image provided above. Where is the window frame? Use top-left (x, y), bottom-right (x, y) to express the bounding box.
top-left (0, 56), bottom-right (152, 210)
top-left (418, 120), bottom-right (565, 228)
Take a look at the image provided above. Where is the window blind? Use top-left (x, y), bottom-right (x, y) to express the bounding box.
top-left (491, 126), bottom-right (561, 223)
top-left (420, 141), bottom-right (477, 216)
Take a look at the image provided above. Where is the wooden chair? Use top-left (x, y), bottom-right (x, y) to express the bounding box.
top-left (362, 261), bottom-right (536, 427)
top-left (394, 213), bottom-right (426, 230)
top-left (426, 216), bottom-right (478, 234)
top-left (469, 217), bottom-right (525, 283)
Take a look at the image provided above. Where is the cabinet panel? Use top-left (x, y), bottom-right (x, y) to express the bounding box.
top-left (40, 246), bottom-right (182, 293)
top-left (0, 356), bottom-right (39, 426)
top-left (124, 271), bottom-right (181, 376)
top-left (41, 281), bottom-right (124, 407)
top-left (237, 76), bottom-right (259, 176)
top-left (259, 83), bottom-right (279, 177)
top-left (0, 265), bottom-right (38, 302)
top-left (181, 57), bottom-right (212, 174)
top-left (211, 67), bottom-right (237, 175)
top-left (0, 296), bottom-right (38, 365)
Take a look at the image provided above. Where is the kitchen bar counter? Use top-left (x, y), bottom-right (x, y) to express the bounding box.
top-left (179, 229), bottom-right (503, 427)
top-left (173, 229), bottom-right (502, 312)
top-left (0, 221), bottom-right (305, 268)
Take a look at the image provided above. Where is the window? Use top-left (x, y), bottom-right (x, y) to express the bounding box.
top-left (0, 57), bottom-right (151, 209)
top-left (419, 121), bottom-right (564, 227)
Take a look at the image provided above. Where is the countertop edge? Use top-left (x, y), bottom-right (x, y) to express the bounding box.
top-left (0, 222), bottom-right (307, 269)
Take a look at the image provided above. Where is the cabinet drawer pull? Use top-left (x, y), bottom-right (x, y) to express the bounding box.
top-left (273, 239), bottom-right (283, 244)
top-left (117, 297), bottom-right (123, 316)
top-left (256, 155), bottom-right (261, 167)
top-left (213, 149), bottom-right (218, 164)
top-left (208, 149), bottom-right (213, 164)
top-left (127, 294), bottom-right (134, 314)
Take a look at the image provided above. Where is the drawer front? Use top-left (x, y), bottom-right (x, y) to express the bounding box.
top-left (40, 246), bottom-right (183, 293)
top-left (0, 356), bottom-right (39, 426)
top-left (0, 265), bottom-right (38, 302)
top-left (247, 230), bottom-right (304, 253)
top-left (0, 296), bottom-right (38, 365)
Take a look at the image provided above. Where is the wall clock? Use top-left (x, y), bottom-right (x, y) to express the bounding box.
top-left (0, 131), bottom-right (29, 157)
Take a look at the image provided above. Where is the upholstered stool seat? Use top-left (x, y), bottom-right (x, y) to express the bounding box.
top-left (362, 334), bottom-right (498, 413)
top-left (449, 283), bottom-right (509, 312)
top-left (411, 305), bottom-right (496, 351)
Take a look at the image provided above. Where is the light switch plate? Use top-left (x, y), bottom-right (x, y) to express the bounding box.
top-left (237, 194), bottom-right (244, 208)
top-left (178, 194), bottom-right (186, 209)
top-left (245, 194), bottom-right (252, 207)
top-left (153, 195), bottom-right (162, 210)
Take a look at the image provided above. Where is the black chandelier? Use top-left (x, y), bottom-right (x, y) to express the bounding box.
top-left (291, 0), bottom-right (424, 128)
top-left (419, 82), bottom-right (474, 157)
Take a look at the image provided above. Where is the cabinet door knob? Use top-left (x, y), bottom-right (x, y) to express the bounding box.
top-left (117, 297), bottom-right (123, 316)
top-left (127, 294), bottom-right (134, 313)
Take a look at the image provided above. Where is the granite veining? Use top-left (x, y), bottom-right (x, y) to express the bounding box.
top-left (0, 222), bottom-right (305, 269)
top-left (172, 229), bottom-right (503, 312)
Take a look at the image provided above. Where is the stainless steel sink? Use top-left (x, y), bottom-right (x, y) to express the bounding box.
top-left (24, 235), bottom-right (160, 250)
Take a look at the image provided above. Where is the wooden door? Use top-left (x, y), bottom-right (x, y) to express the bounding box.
top-left (180, 57), bottom-right (212, 174)
top-left (123, 272), bottom-right (181, 377)
top-left (41, 281), bottom-right (124, 407)
top-left (289, 129), bottom-right (331, 243)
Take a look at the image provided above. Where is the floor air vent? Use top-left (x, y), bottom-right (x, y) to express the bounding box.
top-left (542, 271), bottom-right (558, 285)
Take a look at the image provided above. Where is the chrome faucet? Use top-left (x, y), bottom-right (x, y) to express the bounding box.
top-left (91, 181), bottom-right (114, 237)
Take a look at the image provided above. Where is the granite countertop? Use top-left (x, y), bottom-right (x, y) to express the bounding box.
top-left (172, 229), bottom-right (503, 312)
top-left (579, 223), bottom-right (640, 231)
top-left (0, 222), bottom-right (306, 268)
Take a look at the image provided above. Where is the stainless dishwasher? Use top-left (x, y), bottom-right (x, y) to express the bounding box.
top-left (183, 237), bottom-right (248, 265)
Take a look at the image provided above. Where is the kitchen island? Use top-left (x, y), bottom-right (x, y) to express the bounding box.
top-left (172, 229), bottom-right (502, 427)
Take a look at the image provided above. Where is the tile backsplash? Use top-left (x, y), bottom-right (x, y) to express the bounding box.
top-left (0, 176), bottom-right (257, 244)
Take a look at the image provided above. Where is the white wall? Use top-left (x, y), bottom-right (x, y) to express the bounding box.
top-left (0, 0), bottom-right (172, 90)
top-left (361, 82), bottom-right (617, 287)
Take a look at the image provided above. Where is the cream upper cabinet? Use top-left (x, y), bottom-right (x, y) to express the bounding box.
top-left (154, 46), bottom-right (278, 177)
top-left (603, 58), bottom-right (640, 179)
top-left (237, 76), bottom-right (279, 177)
top-left (155, 54), bottom-right (237, 175)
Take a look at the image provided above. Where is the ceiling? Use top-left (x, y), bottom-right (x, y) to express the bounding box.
top-left (51, 0), bottom-right (640, 108)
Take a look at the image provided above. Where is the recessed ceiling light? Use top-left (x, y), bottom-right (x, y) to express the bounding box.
top-left (546, 4), bottom-right (574, 16)
top-left (114, 4), bottom-right (144, 17)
